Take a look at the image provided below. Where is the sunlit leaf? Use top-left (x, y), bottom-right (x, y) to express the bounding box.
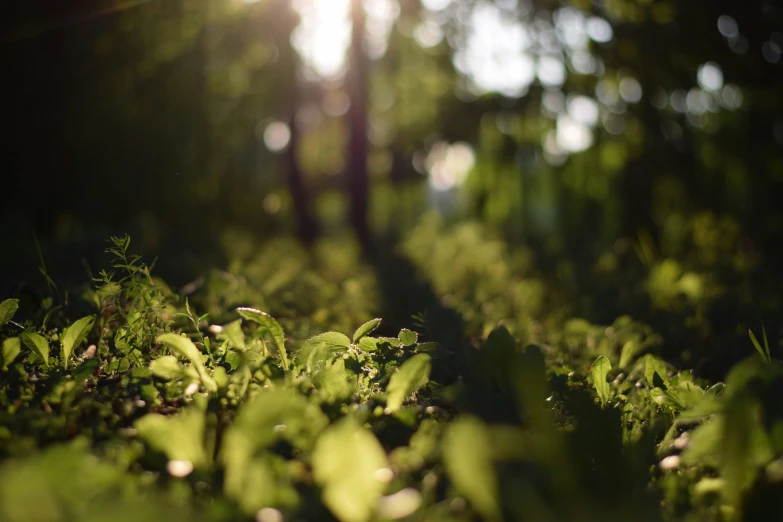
top-left (156, 333), bottom-right (216, 392)
top-left (61, 315), bottom-right (95, 369)
top-left (134, 406), bottom-right (208, 467)
top-left (398, 329), bottom-right (418, 346)
top-left (0, 299), bottom-right (19, 327)
top-left (353, 318), bottom-right (381, 343)
top-left (296, 332), bottom-right (351, 372)
top-left (618, 339), bottom-right (643, 368)
top-left (312, 417), bottom-right (389, 522)
top-left (221, 388), bottom-right (328, 503)
top-left (21, 331), bottom-right (49, 367)
top-left (591, 355), bottom-right (612, 406)
top-left (223, 319), bottom-right (246, 351)
top-left (385, 354), bottom-right (431, 413)
top-left (2, 337), bottom-right (21, 370)
top-left (237, 307), bottom-right (288, 369)
top-left (644, 354), bottom-right (671, 388)
top-left (358, 336), bottom-right (378, 352)
top-left (149, 355), bottom-right (187, 381)
top-left (442, 416), bottom-right (501, 522)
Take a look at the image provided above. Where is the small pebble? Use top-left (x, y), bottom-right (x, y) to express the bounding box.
top-left (167, 460), bottom-right (194, 478)
top-left (659, 455), bottom-right (681, 471)
top-left (184, 381), bottom-right (200, 397)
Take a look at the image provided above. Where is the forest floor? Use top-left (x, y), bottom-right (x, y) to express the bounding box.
top-left (1, 214), bottom-right (782, 522)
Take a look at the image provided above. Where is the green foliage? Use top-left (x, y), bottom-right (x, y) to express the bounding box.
top-left (237, 307), bottom-right (289, 370)
top-left (443, 416), bottom-right (501, 522)
top-left (0, 298), bottom-right (19, 327)
top-left (311, 417), bottom-right (389, 522)
top-left (353, 318), bottom-right (381, 342)
top-left (1, 337), bottom-right (21, 370)
top-left (385, 353), bottom-right (431, 413)
top-left (21, 331), bottom-right (49, 367)
top-left (60, 315), bottom-right (95, 369)
top-left (155, 333), bottom-right (217, 393)
top-left (1, 232), bottom-right (781, 522)
top-left (134, 406), bottom-right (208, 468)
top-left (591, 355), bottom-right (612, 406)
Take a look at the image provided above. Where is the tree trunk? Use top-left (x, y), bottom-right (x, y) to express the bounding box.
top-left (346, 0), bottom-right (370, 245)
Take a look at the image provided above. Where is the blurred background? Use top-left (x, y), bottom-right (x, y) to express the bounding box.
top-left (1, 0), bottom-right (782, 375)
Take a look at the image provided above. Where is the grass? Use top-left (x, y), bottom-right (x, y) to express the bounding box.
top-left (0, 217), bottom-right (781, 522)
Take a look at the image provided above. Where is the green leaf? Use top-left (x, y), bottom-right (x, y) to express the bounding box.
top-left (353, 318), bottom-right (381, 343)
top-left (443, 416), bottom-right (501, 522)
top-left (149, 356), bottom-right (187, 381)
top-left (358, 337), bottom-right (378, 352)
top-left (312, 417), bottom-right (389, 522)
top-left (237, 307), bottom-right (289, 370)
top-left (0, 298), bottom-right (19, 327)
top-left (2, 337), bottom-right (21, 370)
top-left (385, 354), bottom-right (431, 413)
top-left (748, 328), bottom-right (770, 362)
top-left (221, 388), bottom-right (328, 502)
top-left (644, 354), bottom-right (671, 388)
top-left (21, 331), bottom-right (50, 367)
top-left (398, 329), bottom-right (418, 346)
top-left (618, 339), bottom-right (643, 368)
top-left (156, 333), bottom-right (217, 392)
top-left (296, 332), bottom-right (352, 373)
top-left (134, 406), bottom-right (207, 467)
top-left (222, 319), bottom-right (246, 351)
top-left (60, 315), bottom-right (95, 369)
top-left (591, 355), bottom-right (612, 406)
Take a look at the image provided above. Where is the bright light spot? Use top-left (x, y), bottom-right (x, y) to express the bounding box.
top-left (414, 19), bottom-right (444, 48)
top-left (595, 80), bottom-right (618, 106)
top-left (556, 114), bottom-right (593, 153)
top-left (669, 90), bottom-right (687, 113)
top-left (586, 17), bottom-right (613, 43)
top-left (422, 0), bottom-right (451, 11)
top-left (426, 141), bottom-right (476, 191)
top-left (263, 121), bottom-right (291, 153)
top-left (455, 3), bottom-right (535, 97)
top-left (762, 40), bottom-right (782, 63)
top-left (554, 8), bottom-right (588, 50)
top-left (686, 88), bottom-right (708, 115)
top-left (697, 62), bottom-right (724, 92)
top-left (167, 460), bottom-right (194, 478)
top-left (543, 130), bottom-right (567, 165)
top-left (717, 15), bottom-right (738, 38)
top-left (365, 0), bottom-right (400, 59)
top-left (570, 51), bottom-right (596, 75)
top-left (322, 90), bottom-right (351, 117)
top-left (263, 194), bottom-right (282, 215)
top-left (256, 507), bottom-right (284, 522)
top-left (720, 84), bottom-right (743, 110)
top-left (537, 55), bottom-right (566, 88)
top-left (567, 94), bottom-right (599, 127)
top-left (292, 0), bottom-right (351, 78)
top-left (542, 90), bottom-right (565, 116)
top-left (376, 488), bottom-right (422, 520)
top-left (373, 467), bottom-right (395, 482)
top-left (619, 77), bottom-right (642, 103)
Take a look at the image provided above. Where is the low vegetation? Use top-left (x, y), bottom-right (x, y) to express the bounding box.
top-left (1, 224), bottom-right (781, 522)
